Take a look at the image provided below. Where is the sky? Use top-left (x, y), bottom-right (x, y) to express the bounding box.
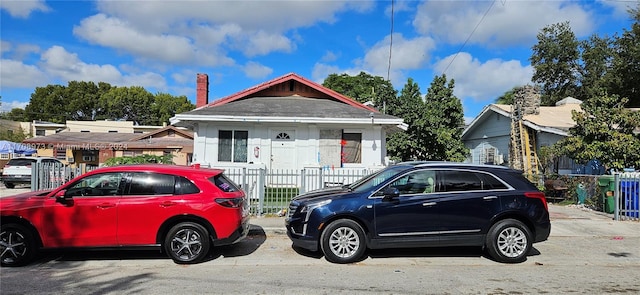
top-left (1, 0), bottom-right (638, 123)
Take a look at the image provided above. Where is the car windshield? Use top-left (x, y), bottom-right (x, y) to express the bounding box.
top-left (7, 159), bottom-right (36, 166)
top-left (348, 165), bottom-right (409, 193)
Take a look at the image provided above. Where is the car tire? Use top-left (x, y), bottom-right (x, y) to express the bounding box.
top-left (1, 223), bottom-right (36, 267)
top-left (4, 183), bottom-right (15, 189)
top-left (485, 219), bottom-right (532, 263)
top-left (164, 222), bottom-right (210, 264)
top-left (320, 219), bottom-right (366, 264)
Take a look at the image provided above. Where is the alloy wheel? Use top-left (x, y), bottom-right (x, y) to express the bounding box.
top-left (328, 226), bottom-right (361, 258)
top-left (496, 227), bottom-right (527, 258)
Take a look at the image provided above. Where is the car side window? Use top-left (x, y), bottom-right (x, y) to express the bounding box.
top-left (390, 170), bottom-right (436, 195)
top-left (175, 176), bottom-right (200, 195)
top-left (439, 170), bottom-right (484, 192)
top-left (126, 173), bottom-right (176, 195)
top-left (476, 173), bottom-right (508, 190)
top-left (65, 172), bottom-right (124, 197)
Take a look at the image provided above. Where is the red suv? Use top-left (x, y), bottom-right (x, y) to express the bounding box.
top-left (0, 164), bottom-right (249, 266)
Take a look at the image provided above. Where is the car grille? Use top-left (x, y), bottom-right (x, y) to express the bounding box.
top-left (287, 202), bottom-right (299, 219)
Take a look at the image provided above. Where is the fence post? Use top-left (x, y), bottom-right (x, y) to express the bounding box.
top-left (614, 173), bottom-right (620, 221)
top-left (241, 167), bottom-right (247, 193)
top-left (300, 168), bottom-right (306, 194)
top-left (257, 168), bottom-right (266, 216)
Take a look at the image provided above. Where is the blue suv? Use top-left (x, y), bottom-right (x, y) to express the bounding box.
top-left (285, 162), bottom-right (550, 264)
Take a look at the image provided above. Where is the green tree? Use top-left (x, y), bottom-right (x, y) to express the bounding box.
top-left (530, 21), bottom-right (581, 105)
top-left (555, 93), bottom-right (640, 170)
top-left (323, 72), bottom-right (397, 111)
top-left (1, 108), bottom-right (27, 121)
top-left (579, 34), bottom-right (614, 101)
top-left (65, 81), bottom-right (113, 120)
top-left (608, 6), bottom-right (640, 107)
top-left (103, 154), bottom-right (174, 166)
top-left (0, 126), bottom-right (29, 142)
top-left (386, 78), bottom-right (425, 161)
top-left (24, 84), bottom-right (67, 123)
top-left (421, 75), bottom-right (468, 161)
top-left (99, 86), bottom-right (155, 125)
top-left (494, 87), bottom-right (519, 104)
top-left (152, 93), bottom-right (195, 125)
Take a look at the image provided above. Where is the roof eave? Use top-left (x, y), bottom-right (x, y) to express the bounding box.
top-left (171, 114), bottom-right (403, 125)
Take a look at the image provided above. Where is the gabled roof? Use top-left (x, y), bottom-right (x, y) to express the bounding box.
top-left (129, 125), bottom-right (193, 141)
top-left (172, 72), bottom-right (404, 129)
top-left (199, 72), bottom-right (378, 113)
top-left (463, 100), bottom-right (583, 138)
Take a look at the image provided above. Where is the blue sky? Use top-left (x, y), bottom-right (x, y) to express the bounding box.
top-left (0, 0), bottom-right (637, 123)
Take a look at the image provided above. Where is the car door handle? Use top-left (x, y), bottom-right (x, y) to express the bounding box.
top-left (160, 201), bottom-right (176, 207)
top-left (483, 196), bottom-right (498, 200)
top-left (422, 202), bottom-right (437, 207)
top-left (97, 203), bottom-right (116, 209)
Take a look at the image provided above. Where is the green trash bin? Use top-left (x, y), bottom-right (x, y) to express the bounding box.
top-left (597, 175), bottom-right (615, 213)
top-left (576, 183), bottom-right (587, 204)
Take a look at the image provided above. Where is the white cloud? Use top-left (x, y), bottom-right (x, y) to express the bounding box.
top-left (73, 14), bottom-right (235, 67)
top-left (0, 59), bottom-right (48, 88)
top-left (413, 0), bottom-right (595, 47)
top-left (0, 100), bottom-right (28, 112)
top-left (71, 0), bottom-right (375, 67)
top-left (95, 0), bottom-right (374, 32)
top-left (242, 62), bottom-right (273, 79)
top-left (598, 0), bottom-right (638, 17)
top-left (321, 51), bottom-right (340, 63)
top-left (363, 34), bottom-right (435, 77)
top-left (36, 46), bottom-right (167, 90)
top-left (0, 41), bottom-right (11, 54)
top-left (238, 31), bottom-right (294, 57)
top-left (433, 52), bottom-right (534, 104)
top-left (0, 0), bottom-right (49, 18)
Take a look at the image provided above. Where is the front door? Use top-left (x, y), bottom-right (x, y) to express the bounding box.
top-left (374, 170), bottom-right (440, 241)
top-left (42, 172), bottom-right (123, 247)
top-left (270, 130), bottom-right (296, 170)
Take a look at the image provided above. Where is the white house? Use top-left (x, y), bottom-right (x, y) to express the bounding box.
top-left (170, 73), bottom-right (405, 171)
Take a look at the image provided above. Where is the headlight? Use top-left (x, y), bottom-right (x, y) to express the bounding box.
top-left (300, 199), bottom-right (331, 221)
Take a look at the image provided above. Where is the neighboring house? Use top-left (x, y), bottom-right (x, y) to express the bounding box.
top-left (170, 73), bottom-right (405, 171)
top-left (32, 120), bottom-right (162, 136)
top-left (22, 125), bottom-right (194, 167)
top-left (462, 97), bottom-right (582, 175)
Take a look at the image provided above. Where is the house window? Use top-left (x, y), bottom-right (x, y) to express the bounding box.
top-left (275, 132), bottom-right (290, 140)
top-left (55, 148), bottom-right (66, 160)
top-left (108, 130), bottom-right (118, 133)
top-left (35, 129), bottom-right (45, 136)
top-left (341, 133), bottom-right (362, 164)
top-left (81, 130), bottom-right (90, 133)
top-left (0, 154), bottom-right (9, 160)
top-left (168, 130), bottom-right (175, 137)
top-left (218, 130), bottom-right (248, 162)
top-left (124, 150), bottom-right (143, 157)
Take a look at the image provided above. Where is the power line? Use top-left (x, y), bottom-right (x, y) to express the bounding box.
top-left (441, 0), bottom-right (497, 75)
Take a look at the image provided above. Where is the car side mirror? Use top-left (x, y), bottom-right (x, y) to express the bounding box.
top-left (55, 190), bottom-right (71, 204)
top-left (382, 187), bottom-right (400, 202)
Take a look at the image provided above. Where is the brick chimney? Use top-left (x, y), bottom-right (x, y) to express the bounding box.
top-left (196, 73), bottom-right (209, 107)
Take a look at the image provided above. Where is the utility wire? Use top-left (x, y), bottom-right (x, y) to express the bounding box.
top-left (441, 0), bottom-right (497, 75)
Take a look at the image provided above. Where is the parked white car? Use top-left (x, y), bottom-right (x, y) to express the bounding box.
top-left (1, 157), bottom-right (62, 188)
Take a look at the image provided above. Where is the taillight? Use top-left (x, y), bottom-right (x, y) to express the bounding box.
top-left (525, 191), bottom-right (548, 211)
top-left (215, 197), bottom-right (243, 208)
